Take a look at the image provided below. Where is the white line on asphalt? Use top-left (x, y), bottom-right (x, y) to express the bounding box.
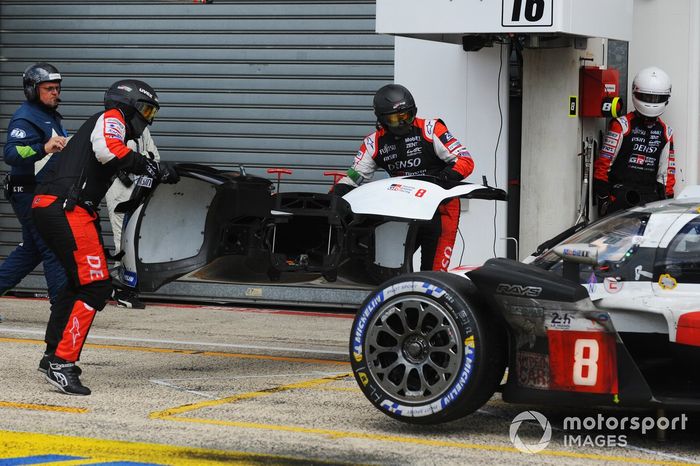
top-left (150, 379), bottom-right (219, 399)
top-left (0, 326), bottom-right (347, 356)
top-left (150, 371), bottom-right (349, 398)
top-left (155, 371), bottom-right (348, 382)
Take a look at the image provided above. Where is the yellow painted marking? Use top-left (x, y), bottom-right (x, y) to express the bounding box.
top-left (151, 374), bottom-right (698, 466)
top-left (0, 336), bottom-right (348, 366)
top-left (0, 430), bottom-right (334, 465)
top-left (0, 401), bottom-right (88, 414)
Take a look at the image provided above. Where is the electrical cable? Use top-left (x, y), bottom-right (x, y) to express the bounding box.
top-left (492, 42), bottom-right (504, 258)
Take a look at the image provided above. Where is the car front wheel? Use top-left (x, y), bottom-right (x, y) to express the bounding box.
top-left (349, 271), bottom-right (505, 424)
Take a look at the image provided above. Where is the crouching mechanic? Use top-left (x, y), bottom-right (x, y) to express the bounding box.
top-left (332, 84), bottom-right (474, 271)
top-left (593, 66), bottom-right (676, 216)
top-left (32, 79), bottom-right (180, 395)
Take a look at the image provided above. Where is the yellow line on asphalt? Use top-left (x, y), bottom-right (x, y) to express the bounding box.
top-left (151, 374), bottom-right (698, 466)
top-left (0, 401), bottom-right (88, 414)
top-left (0, 336), bottom-right (348, 366)
top-left (0, 430), bottom-right (342, 465)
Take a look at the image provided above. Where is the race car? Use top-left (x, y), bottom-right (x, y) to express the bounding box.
top-left (116, 163), bottom-right (506, 292)
top-left (350, 187), bottom-right (700, 424)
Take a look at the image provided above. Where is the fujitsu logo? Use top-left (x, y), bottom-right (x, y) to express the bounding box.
top-left (496, 283), bottom-right (543, 297)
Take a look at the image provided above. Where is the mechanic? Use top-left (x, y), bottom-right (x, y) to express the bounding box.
top-left (0, 63), bottom-right (68, 324)
top-left (332, 84), bottom-right (474, 271)
top-left (31, 79), bottom-right (180, 395)
top-left (105, 126), bottom-right (160, 310)
top-left (593, 66), bottom-right (676, 217)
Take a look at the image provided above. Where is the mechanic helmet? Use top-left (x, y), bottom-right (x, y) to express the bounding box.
top-left (104, 79), bottom-right (160, 138)
top-left (23, 62), bottom-right (62, 102)
top-left (632, 67), bottom-right (671, 118)
top-left (373, 84), bottom-right (417, 136)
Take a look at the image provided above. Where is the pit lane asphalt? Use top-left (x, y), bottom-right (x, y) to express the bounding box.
top-left (1, 296), bottom-right (699, 465)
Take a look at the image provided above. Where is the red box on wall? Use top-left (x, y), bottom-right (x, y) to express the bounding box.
top-left (579, 67), bottom-right (620, 118)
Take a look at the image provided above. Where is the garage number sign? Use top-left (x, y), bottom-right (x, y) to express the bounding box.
top-left (502, 0), bottom-right (554, 27)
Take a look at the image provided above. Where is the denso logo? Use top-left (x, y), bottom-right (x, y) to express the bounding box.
top-left (496, 283), bottom-right (543, 297)
top-left (387, 159), bottom-right (421, 171)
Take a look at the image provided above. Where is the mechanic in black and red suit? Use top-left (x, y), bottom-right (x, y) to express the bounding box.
top-left (31, 79), bottom-right (179, 395)
top-left (593, 67), bottom-right (676, 217)
top-left (333, 84), bottom-right (474, 272)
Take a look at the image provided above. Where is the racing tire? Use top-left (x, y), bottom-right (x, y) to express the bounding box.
top-left (350, 271), bottom-right (506, 424)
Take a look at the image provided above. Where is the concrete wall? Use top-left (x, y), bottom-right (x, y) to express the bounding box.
top-left (629, 0), bottom-right (700, 190)
top-left (394, 37), bottom-right (509, 266)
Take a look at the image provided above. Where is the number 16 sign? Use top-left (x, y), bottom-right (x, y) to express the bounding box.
top-left (502, 0), bottom-right (553, 27)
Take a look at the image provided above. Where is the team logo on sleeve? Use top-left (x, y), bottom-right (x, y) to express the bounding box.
top-left (104, 117), bottom-right (126, 140)
top-left (9, 128), bottom-right (26, 139)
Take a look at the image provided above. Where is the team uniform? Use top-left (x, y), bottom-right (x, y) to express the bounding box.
top-left (336, 117), bottom-right (474, 271)
top-left (1, 100), bottom-right (67, 301)
top-left (594, 111), bottom-right (675, 213)
top-left (32, 108), bottom-right (159, 364)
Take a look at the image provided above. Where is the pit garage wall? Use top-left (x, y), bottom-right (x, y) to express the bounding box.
top-left (629, 0), bottom-right (700, 190)
top-left (394, 38), bottom-right (509, 266)
top-left (0, 0), bottom-right (393, 301)
top-left (518, 41), bottom-right (608, 259)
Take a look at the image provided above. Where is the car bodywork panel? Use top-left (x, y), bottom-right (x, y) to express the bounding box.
top-left (120, 165), bottom-right (506, 292)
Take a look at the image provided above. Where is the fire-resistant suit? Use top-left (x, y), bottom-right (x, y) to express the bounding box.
top-left (335, 117), bottom-right (474, 271)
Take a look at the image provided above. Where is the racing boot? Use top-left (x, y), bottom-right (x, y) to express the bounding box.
top-left (39, 353), bottom-right (81, 376)
top-left (113, 288), bottom-right (146, 309)
top-left (45, 356), bottom-right (91, 396)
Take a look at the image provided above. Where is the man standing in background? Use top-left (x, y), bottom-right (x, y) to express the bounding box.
top-left (0, 63), bottom-right (68, 322)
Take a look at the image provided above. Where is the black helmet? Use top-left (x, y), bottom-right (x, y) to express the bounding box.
top-left (104, 79), bottom-right (160, 138)
top-left (23, 62), bottom-right (62, 102)
top-left (104, 79), bottom-right (160, 124)
top-left (373, 84), bottom-right (417, 135)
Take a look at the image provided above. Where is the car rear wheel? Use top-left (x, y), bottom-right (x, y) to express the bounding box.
top-left (350, 271), bottom-right (506, 424)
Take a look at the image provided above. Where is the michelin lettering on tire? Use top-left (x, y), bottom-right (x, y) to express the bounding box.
top-left (352, 281), bottom-right (446, 360)
top-left (351, 280), bottom-right (476, 418)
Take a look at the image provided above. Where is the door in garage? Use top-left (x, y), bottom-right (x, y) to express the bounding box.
top-left (0, 0), bottom-right (393, 300)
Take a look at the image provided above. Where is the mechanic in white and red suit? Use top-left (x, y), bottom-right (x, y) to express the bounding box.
top-left (593, 66), bottom-right (676, 217)
top-left (31, 79), bottom-right (179, 396)
top-left (332, 84), bottom-right (474, 272)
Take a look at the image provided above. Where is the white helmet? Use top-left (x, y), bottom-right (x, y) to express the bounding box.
top-left (632, 66), bottom-right (672, 118)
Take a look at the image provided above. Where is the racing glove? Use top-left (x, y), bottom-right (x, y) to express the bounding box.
top-left (331, 183), bottom-right (354, 197)
top-left (158, 161), bottom-right (180, 184)
top-left (437, 165), bottom-right (464, 183)
top-left (142, 157), bottom-right (160, 180)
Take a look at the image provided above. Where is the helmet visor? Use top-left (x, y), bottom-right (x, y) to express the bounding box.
top-left (135, 101), bottom-right (159, 124)
top-left (634, 92), bottom-right (670, 104)
top-left (384, 110), bottom-right (415, 127)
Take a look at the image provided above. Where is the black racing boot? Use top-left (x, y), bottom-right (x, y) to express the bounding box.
top-left (39, 353), bottom-right (81, 375)
top-left (113, 288), bottom-right (146, 309)
top-left (45, 357), bottom-right (91, 396)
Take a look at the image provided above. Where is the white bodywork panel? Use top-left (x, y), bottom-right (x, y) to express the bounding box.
top-left (121, 204), bottom-right (144, 285)
top-left (376, 0), bottom-right (633, 42)
top-left (374, 222), bottom-right (410, 268)
top-left (127, 177), bottom-right (216, 265)
top-left (344, 177), bottom-right (492, 220)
